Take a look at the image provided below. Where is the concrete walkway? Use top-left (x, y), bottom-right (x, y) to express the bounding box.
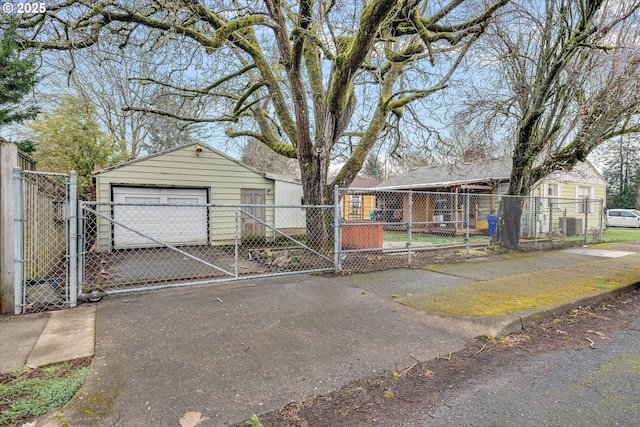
top-left (1, 242), bottom-right (639, 426)
top-left (1, 305), bottom-right (95, 374)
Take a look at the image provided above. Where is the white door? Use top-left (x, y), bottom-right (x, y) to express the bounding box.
top-left (112, 187), bottom-right (208, 248)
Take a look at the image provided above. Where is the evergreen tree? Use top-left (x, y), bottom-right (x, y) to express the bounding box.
top-left (0, 20), bottom-right (39, 129)
top-left (364, 155), bottom-right (384, 181)
top-left (603, 138), bottom-right (640, 209)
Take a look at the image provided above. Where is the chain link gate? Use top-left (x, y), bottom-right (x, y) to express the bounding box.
top-left (13, 169), bottom-right (78, 313)
top-left (78, 201), bottom-right (336, 295)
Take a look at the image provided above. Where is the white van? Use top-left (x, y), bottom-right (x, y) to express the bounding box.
top-left (606, 209), bottom-right (640, 228)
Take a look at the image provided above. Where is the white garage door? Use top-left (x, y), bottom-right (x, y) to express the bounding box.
top-left (112, 187), bottom-right (208, 248)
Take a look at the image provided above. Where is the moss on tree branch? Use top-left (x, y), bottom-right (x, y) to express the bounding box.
top-left (226, 129), bottom-right (296, 158)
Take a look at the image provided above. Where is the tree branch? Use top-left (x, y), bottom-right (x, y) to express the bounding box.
top-left (226, 129), bottom-right (296, 158)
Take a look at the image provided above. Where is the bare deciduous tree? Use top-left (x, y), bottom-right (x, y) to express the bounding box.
top-left (458, 0), bottom-right (640, 248)
top-left (240, 138), bottom-right (300, 179)
top-left (46, 43), bottom-right (204, 159)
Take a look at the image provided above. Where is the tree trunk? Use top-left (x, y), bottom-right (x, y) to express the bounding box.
top-left (490, 196), bottom-right (524, 250)
top-left (299, 136), bottom-right (333, 252)
top-left (490, 155), bottom-right (532, 250)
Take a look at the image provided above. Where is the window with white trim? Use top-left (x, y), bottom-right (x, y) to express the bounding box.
top-left (575, 186), bottom-right (594, 213)
top-left (544, 183), bottom-right (561, 210)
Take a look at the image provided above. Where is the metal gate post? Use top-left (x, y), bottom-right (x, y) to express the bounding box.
top-left (234, 207), bottom-right (240, 278)
top-left (334, 185), bottom-right (341, 273)
top-left (13, 167), bottom-right (23, 314)
top-left (407, 191), bottom-right (413, 266)
top-left (69, 171), bottom-right (78, 308)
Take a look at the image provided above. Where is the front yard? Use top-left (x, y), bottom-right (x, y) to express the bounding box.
top-left (602, 227), bottom-right (640, 243)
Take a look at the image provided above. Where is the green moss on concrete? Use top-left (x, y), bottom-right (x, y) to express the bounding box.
top-left (399, 258), bottom-right (640, 316)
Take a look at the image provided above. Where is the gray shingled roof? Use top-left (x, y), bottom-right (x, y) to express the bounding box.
top-left (377, 156), bottom-right (512, 189)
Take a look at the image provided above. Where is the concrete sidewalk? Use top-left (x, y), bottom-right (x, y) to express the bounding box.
top-left (1, 305), bottom-right (95, 374)
top-left (1, 242), bottom-right (638, 426)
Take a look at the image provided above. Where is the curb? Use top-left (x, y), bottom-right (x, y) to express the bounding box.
top-left (501, 281), bottom-right (640, 336)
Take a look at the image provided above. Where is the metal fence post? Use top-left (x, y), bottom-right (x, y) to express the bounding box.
top-left (533, 196), bottom-right (538, 250)
top-left (69, 171), bottom-right (78, 308)
top-left (584, 198), bottom-right (589, 246)
top-left (465, 193), bottom-right (470, 257)
top-left (77, 200), bottom-right (85, 292)
top-left (334, 185), bottom-right (341, 273)
top-left (407, 191), bottom-right (413, 266)
top-left (234, 207), bottom-right (240, 278)
top-left (13, 167), bottom-right (23, 314)
top-left (599, 199), bottom-right (604, 243)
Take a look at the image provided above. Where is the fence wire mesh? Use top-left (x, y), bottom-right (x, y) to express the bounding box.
top-left (18, 171), bottom-right (70, 312)
top-left (14, 180), bottom-right (605, 311)
top-left (337, 188), bottom-right (604, 273)
top-left (80, 202), bottom-right (335, 293)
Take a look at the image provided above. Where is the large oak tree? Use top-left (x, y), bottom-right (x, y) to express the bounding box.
top-left (3, 0), bottom-right (508, 248)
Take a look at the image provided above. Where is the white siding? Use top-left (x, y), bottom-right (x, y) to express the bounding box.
top-left (274, 180), bottom-right (306, 230)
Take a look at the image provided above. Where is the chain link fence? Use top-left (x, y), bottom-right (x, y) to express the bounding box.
top-left (15, 170), bottom-right (71, 312)
top-left (79, 202), bottom-right (335, 294)
top-left (337, 188), bottom-right (604, 273)
top-left (12, 177), bottom-right (605, 312)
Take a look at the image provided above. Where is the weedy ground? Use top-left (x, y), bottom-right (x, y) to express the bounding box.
top-left (0, 357), bottom-right (91, 427)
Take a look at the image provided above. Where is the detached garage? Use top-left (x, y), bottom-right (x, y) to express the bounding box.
top-left (92, 142), bottom-right (302, 252)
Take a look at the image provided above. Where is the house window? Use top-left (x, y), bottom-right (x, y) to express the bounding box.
top-left (576, 186), bottom-right (593, 213)
top-left (351, 195), bottom-right (361, 209)
top-left (545, 183), bottom-right (560, 210)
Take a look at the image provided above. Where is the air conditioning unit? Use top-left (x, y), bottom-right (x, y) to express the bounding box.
top-left (559, 217), bottom-right (582, 235)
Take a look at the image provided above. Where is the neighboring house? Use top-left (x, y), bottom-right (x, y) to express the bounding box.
top-left (92, 142), bottom-right (304, 251)
top-left (376, 156), bottom-right (606, 235)
top-left (342, 175), bottom-right (380, 221)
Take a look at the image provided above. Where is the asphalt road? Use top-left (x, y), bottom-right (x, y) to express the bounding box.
top-left (396, 317), bottom-right (640, 426)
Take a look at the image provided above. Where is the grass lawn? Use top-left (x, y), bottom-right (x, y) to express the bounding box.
top-left (601, 227), bottom-right (640, 243)
top-left (385, 227), bottom-right (640, 246)
top-left (383, 231), bottom-right (489, 245)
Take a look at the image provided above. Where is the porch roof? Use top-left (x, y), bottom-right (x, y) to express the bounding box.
top-left (376, 156), bottom-right (512, 190)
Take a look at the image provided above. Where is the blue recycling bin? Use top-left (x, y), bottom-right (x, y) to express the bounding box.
top-left (487, 214), bottom-right (497, 236)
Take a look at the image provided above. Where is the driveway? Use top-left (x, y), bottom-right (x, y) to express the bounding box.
top-left (60, 274), bottom-right (474, 426)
